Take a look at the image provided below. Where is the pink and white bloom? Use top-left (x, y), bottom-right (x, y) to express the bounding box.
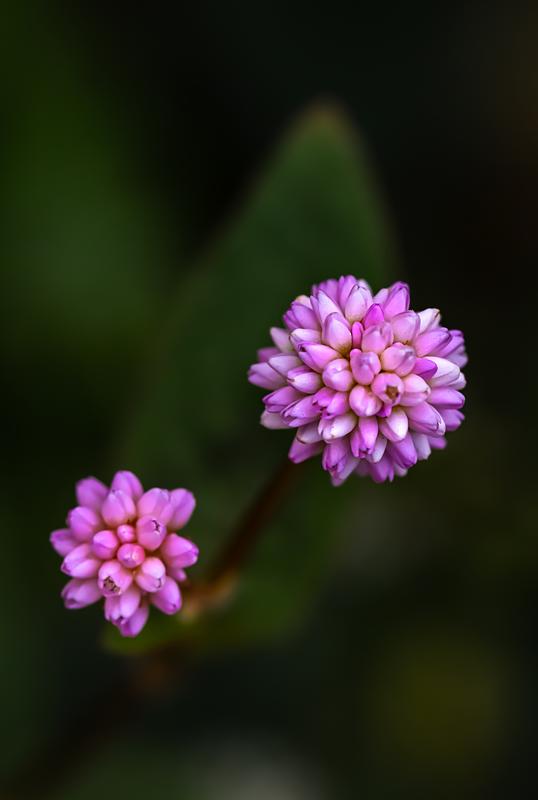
top-left (50, 472), bottom-right (198, 636)
top-left (249, 277), bottom-right (467, 484)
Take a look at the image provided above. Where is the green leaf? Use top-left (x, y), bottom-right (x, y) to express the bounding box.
top-left (106, 105), bottom-right (397, 654)
top-left (1, 4), bottom-right (181, 372)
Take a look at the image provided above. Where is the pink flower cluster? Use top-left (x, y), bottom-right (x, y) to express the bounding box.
top-left (50, 471), bottom-right (198, 636)
top-left (249, 277), bottom-right (467, 484)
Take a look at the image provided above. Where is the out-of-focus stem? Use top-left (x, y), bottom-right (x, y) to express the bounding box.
top-left (184, 457), bottom-right (304, 614)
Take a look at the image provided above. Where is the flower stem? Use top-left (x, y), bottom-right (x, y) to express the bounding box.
top-left (183, 457), bottom-right (305, 613)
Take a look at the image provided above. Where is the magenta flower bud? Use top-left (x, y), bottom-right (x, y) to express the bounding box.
top-left (377, 403), bottom-right (392, 419)
top-left (318, 411), bottom-right (357, 442)
top-left (257, 345), bottom-right (279, 362)
top-left (313, 289), bottom-right (342, 323)
top-left (51, 471), bottom-right (199, 635)
top-left (412, 432), bottom-right (432, 460)
top-left (101, 490), bottom-right (136, 527)
top-left (62, 579), bottom-right (101, 609)
top-left (261, 410), bottom-right (289, 429)
top-left (437, 329), bottom-right (465, 359)
top-left (135, 557), bottom-right (166, 593)
top-left (427, 357), bottom-right (461, 387)
top-left (428, 387), bottom-right (465, 408)
top-left (344, 284), bottom-right (370, 322)
top-left (350, 350), bottom-right (381, 385)
top-left (295, 399), bottom-right (322, 422)
top-left (168, 566), bottom-right (187, 582)
top-left (417, 308), bottom-right (441, 333)
top-left (440, 409), bottom-right (465, 431)
top-left (61, 543), bottom-right (100, 579)
top-left (379, 408), bottom-right (409, 442)
top-left (322, 359), bottom-right (354, 392)
top-left (394, 350), bottom-right (416, 377)
top-left (413, 328), bottom-right (451, 357)
top-left (350, 415), bottom-right (379, 456)
top-left (290, 327), bottom-right (321, 349)
top-left (312, 387), bottom-right (335, 409)
top-left (371, 373), bottom-right (404, 405)
top-left (351, 321), bottom-right (363, 349)
top-left (282, 396), bottom-right (319, 426)
top-left (324, 391), bottom-right (350, 418)
top-left (270, 326), bottom-right (293, 352)
top-left (413, 358), bottom-right (437, 380)
top-left (250, 275), bottom-right (466, 484)
top-left (136, 515), bottom-right (167, 552)
top-left (161, 535), bottom-right (199, 569)
top-left (322, 313), bottom-right (352, 353)
top-left (264, 386), bottom-right (301, 413)
top-left (117, 523), bottom-right (136, 543)
top-left (361, 323), bottom-right (393, 354)
top-left (118, 602), bottom-right (149, 637)
top-left (296, 422), bottom-right (322, 444)
top-left (287, 366), bottom-right (323, 394)
top-left (117, 543), bottom-right (145, 569)
top-left (92, 530), bottom-right (119, 560)
top-left (383, 282), bottom-right (410, 318)
top-left (363, 303), bottom-right (385, 328)
top-left (284, 308), bottom-right (302, 330)
top-left (400, 373), bottom-right (431, 406)
top-left (289, 300), bottom-right (319, 330)
top-left (248, 362), bottom-right (285, 390)
top-left (299, 343), bottom-right (340, 372)
top-left (137, 488), bottom-right (173, 525)
top-left (75, 477), bottom-right (108, 511)
top-left (391, 311), bottom-right (420, 343)
top-left (289, 437), bottom-right (323, 463)
top-left (67, 506), bottom-right (102, 542)
top-left (388, 433), bottom-right (418, 469)
top-left (369, 456), bottom-right (395, 483)
top-left (380, 344), bottom-right (415, 375)
top-left (110, 470), bottom-right (144, 500)
top-left (151, 577), bottom-right (182, 615)
top-left (406, 402), bottom-right (446, 435)
top-left (50, 528), bottom-right (77, 557)
top-left (349, 385), bottom-right (382, 417)
top-left (410, 431), bottom-right (432, 461)
top-left (98, 560), bottom-right (133, 596)
top-left (322, 439), bottom-right (356, 484)
top-left (338, 275), bottom-right (361, 307)
top-left (104, 584), bottom-right (142, 623)
top-left (369, 434), bottom-right (387, 463)
top-left (268, 353), bottom-right (302, 376)
top-left (168, 489), bottom-right (196, 531)
top-left (449, 372), bottom-right (466, 391)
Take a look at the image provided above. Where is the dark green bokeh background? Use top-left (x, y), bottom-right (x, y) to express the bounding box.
top-left (2, 2), bottom-right (537, 798)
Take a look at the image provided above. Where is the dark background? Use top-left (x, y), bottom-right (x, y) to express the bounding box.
top-left (2, 1), bottom-right (537, 798)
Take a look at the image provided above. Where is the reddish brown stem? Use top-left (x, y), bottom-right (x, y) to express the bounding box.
top-left (211, 457), bottom-right (303, 580)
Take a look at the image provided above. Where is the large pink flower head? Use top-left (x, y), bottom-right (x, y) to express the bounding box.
top-left (249, 277), bottom-right (467, 484)
top-left (50, 471), bottom-right (198, 637)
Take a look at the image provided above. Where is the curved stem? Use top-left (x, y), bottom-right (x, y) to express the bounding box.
top-left (210, 457), bottom-right (301, 580)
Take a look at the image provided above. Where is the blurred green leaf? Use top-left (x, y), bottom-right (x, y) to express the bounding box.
top-left (106, 105), bottom-right (396, 654)
top-left (1, 3), bottom-right (181, 393)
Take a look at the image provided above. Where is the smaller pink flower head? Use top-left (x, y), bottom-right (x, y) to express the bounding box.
top-left (249, 276), bottom-right (467, 485)
top-left (50, 471), bottom-right (198, 637)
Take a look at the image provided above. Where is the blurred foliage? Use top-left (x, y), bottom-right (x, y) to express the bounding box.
top-left (364, 629), bottom-right (509, 777)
